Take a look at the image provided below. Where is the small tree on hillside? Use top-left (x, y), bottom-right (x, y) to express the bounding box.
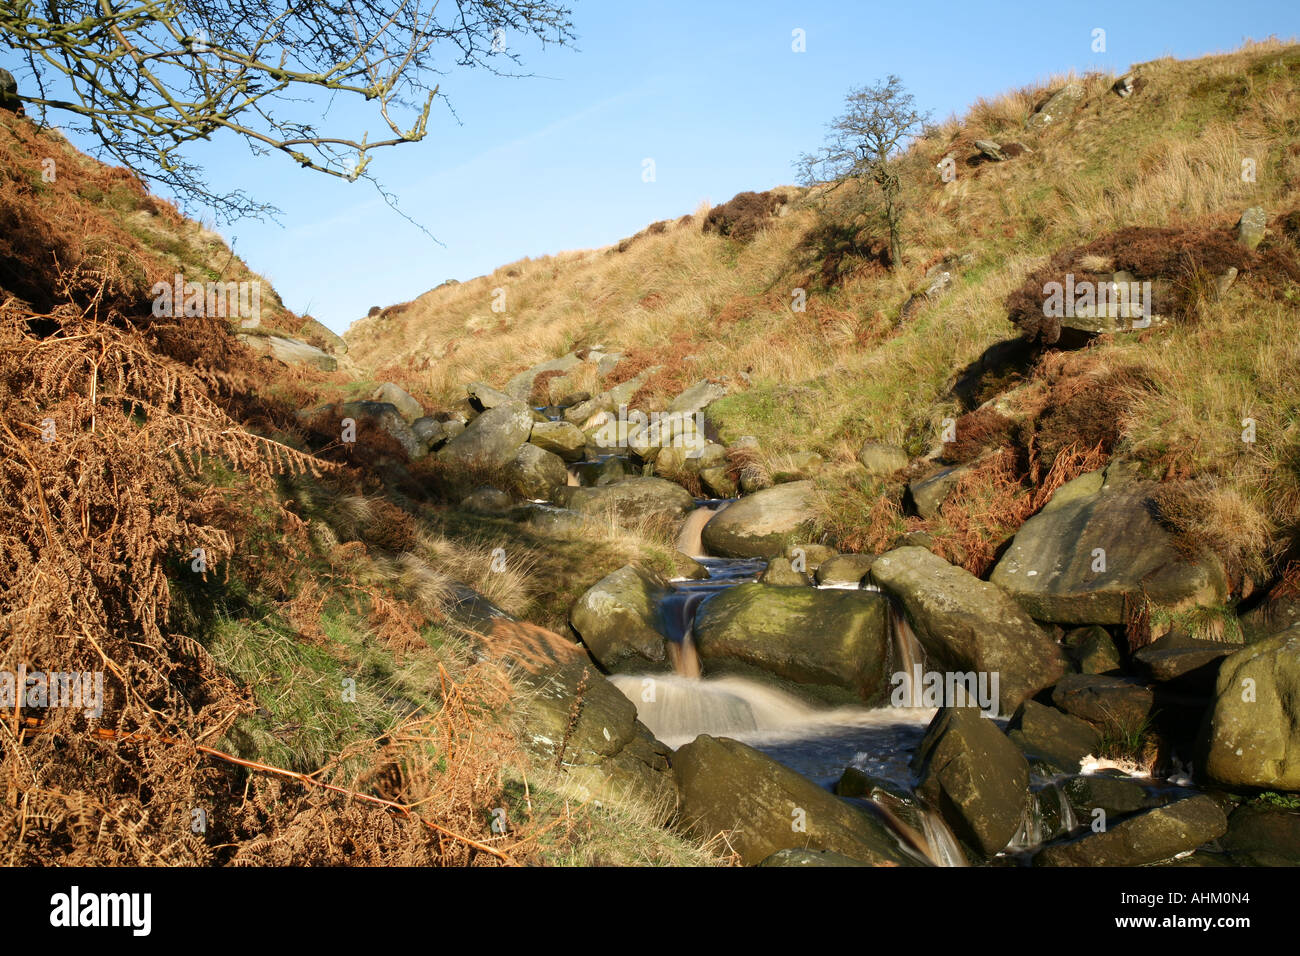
top-left (796, 75), bottom-right (929, 269)
top-left (0, 1), bottom-right (575, 221)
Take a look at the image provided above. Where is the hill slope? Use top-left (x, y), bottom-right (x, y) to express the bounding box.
top-left (347, 39), bottom-right (1300, 584)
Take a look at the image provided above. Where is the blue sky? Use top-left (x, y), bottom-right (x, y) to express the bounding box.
top-left (48, 1), bottom-right (1300, 332)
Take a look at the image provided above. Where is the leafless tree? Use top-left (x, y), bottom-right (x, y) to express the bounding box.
top-left (796, 75), bottom-right (929, 268)
top-left (1, 1), bottom-right (576, 221)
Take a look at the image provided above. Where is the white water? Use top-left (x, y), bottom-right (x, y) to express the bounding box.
top-left (610, 672), bottom-right (935, 751)
top-left (918, 809), bottom-right (968, 867)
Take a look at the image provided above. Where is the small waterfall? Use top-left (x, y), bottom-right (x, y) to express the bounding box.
top-left (675, 500), bottom-right (729, 558)
top-left (1009, 791), bottom-right (1047, 851)
top-left (668, 633), bottom-right (702, 678)
top-left (1057, 782), bottom-right (1077, 835)
top-left (607, 674), bottom-right (831, 743)
top-left (884, 594), bottom-right (927, 708)
top-left (1007, 783), bottom-right (1077, 852)
top-left (918, 810), bottom-right (967, 867)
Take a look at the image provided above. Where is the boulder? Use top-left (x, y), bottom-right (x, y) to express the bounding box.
top-left (1061, 774), bottom-right (1149, 819)
top-left (411, 416), bottom-right (447, 451)
top-left (693, 584), bottom-right (889, 702)
top-left (1237, 206), bottom-right (1267, 250)
top-left (668, 380), bottom-right (727, 415)
top-left (571, 456), bottom-right (631, 487)
top-left (1006, 700), bottom-right (1101, 772)
top-left (870, 547), bottom-right (1064, 715)
top-left (701, 480), bottom-right (815, 558)
top-left (239, 334), bottom-right (337, 371)
top-left (1221, 802), bottom-right (1300, 866)
top-left (370, 382), bottom-right (424, 423)
top-left (973, 139), bottom-right (1007, 162)
top-left (906, 464), bottom-right (972, 519)
top-left (1034, 795), bottom-right (1227, 866)
top-left (1133, 634), bottom-right (1232, 690)
top-left (553, 477), bottom-right (694, 525)
top-left (508, 442), bottom-right (568, 500)
top-left (1063, 625), bottom-right (1122, 674)
top-left (673, 735), bottom-right (920, 866)
top-left (989, 464), bottom-right (1227, 626)
top-left (784, 542), bottom-right (836, 573)
top-left (461, 617), bottom-right (676, 811)
top-left (570, 566), bottom-right (670, 672)
top-left (858, 443), bottom-right (909, 475)
top-left (437, 401), bottom-right (534, 467)
top-left (466, 380), bottom-right (516, 411)
top-left (815, 553), bottom-right (878, 587)
top-left (1026, 82), bottom-right (1085, 128)
top-left (699, 466), bottom-right (737, 498)
top-left (528, 420), bottom-right (587, 462)
top-left (1202, 625), bottom-right (1300, 790)
top-left (759, 557), bottom-right (811, 587)
top-left (503, 353), bottom-right (582, 400)
top-left (911, 707), bottom-right (1031, 856)
top-left (1241, 592), bottom-right (1300, 644)
top-left (1050, 674), bottom-right (1155, 729)
top-left (517, 653), bottom-right (676, 810)
top-left (768, 450), bottom-right (824, 482)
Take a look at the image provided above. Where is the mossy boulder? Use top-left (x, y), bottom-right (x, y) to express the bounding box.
top-left (1034, 795), bottom-right (1227, 866)
top-left (1006, 700), bottom-right (1101, 772)
top-left (701, 481), bottom-right (815, 558)
top-left (990, 464), bottom-right (1227, 626)
top-left (570, 565), bottom-right (670, 672)
top-left (692, 583), bottom-right (890, 702)
top-left (911, 707), bottom-right (1031, 856)
top-left (673, 735), bottom-right (920, 866)
top-left (1202, 625), bottom-right (1300, 790)
top-left (553, 477), bottom-right (694, 524)
top-left (437, 401), bottom-right (534, 467)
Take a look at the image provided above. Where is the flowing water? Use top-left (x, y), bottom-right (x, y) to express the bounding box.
top-left (608, 503), bottom-right (966, 863)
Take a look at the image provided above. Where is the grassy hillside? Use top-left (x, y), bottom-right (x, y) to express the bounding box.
top-left (347, 39), bottom-right (1300, 589)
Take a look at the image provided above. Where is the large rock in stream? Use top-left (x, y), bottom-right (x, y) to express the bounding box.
top-left (507, 442), bottom-right (568, 499)
top-left (1034, 795), bottom-right (1227, 866)
top-left (553, 476), bottom-right (694, 524)
top-left (870, 547), bottom-right (1065, 715)
top-left (570, 566), bottom-right (670, 672)
top-left (989, 463), bottom-right (1227, 626)
top-left (437, 401), bottom-right (534, 467)
top-left (911, 707), bottom-right (1031, 856)
top-left (673, 735), bottom-right (921, 866)
top-left (1202, 625), bottom-right (1300, 790)
top-left (692, 583), bottom-right (890, 703)
top-left (701, 481), bottom-right (815, 558)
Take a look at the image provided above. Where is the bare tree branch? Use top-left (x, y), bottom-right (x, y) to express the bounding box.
top-left (1, 1), bottom-right (576, 222)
